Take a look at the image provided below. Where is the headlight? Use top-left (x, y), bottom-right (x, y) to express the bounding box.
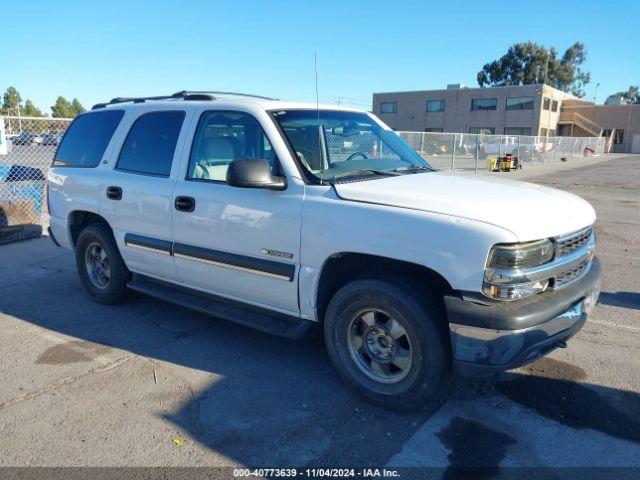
top-left (486, 239), bottom-right (554, 269)
top-left (483, 239), bottom-right (554, 301)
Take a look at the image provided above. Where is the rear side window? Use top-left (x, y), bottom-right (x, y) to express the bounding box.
top-left (53, 110), bottom-right (124, 167)
top-left (116, 111), bottom-right (185, 177)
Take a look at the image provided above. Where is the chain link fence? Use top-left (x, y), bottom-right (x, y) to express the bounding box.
top-left (398, 131), bottom-right (606, 172)
top-left (0, 116), bottom-right (72, 229)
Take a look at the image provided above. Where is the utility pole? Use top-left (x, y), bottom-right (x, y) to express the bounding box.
top-left (543, 49), bottom-right (550, 86)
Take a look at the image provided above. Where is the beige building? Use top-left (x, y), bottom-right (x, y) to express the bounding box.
top-left (558, 100), bottom-right (640, 153)
top-left (373, 84), bottom-right (640, 153)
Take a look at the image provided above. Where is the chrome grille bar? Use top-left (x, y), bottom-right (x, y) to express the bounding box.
top-left (556, 227), bottom-right (593, 258)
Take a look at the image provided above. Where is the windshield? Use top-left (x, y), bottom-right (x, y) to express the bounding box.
top-left (272, 110), bottom-right (431, 181)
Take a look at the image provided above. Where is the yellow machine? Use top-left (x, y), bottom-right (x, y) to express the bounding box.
top-left (488, 154), bottom-right (519, 172)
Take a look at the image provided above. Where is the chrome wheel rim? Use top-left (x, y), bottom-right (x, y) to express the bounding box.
top-left (347, 309), bottom-right (413, 384)
top-left (85, 242), bottom-right (110, 289)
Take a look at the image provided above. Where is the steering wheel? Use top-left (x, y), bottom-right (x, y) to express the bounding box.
top-left (345, 152), bottom-right (368, 162)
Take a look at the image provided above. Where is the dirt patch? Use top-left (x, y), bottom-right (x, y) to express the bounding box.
top-left (36, 340), bottom-right (111, 365)
top-left (436, 416), bottom-right (517, 479)
top-left (516, 357), bottom-right (587, 382)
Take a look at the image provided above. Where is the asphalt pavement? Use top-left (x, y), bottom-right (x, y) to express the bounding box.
top-left (0, 155), bottom-right (638, 475)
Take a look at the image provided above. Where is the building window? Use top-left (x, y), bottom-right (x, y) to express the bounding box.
top-left (543, 98), bottom-right (551, 110)
top-left (504, 127), bottom-right (531, 136)
top-left (424, 128), bottom-right (443, 132)
top-left (380, 102), bottom-right (397, 113)
top-left (540, 128), bottom-right (548, 137)
top-left (426, 100), bottom-right (445, 112)
top-left (506, 96), bottom-right (534, 110)
top-left (471, 98), bottom-right (497, 111)
top-left (548, 129), bottom-right (556, 137)
top-left (551, 100), bottom-right (559, 112)
top-left (469, 127), bottom-right (495, 134)
top-left (614, 130), bottom-right (624, 144)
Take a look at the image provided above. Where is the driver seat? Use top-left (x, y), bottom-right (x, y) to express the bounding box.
top-left (193, 136), bottom-right (238, 181)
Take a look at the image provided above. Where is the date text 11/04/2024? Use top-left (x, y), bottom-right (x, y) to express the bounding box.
top-left (232, 468), bottom-right (401, 478)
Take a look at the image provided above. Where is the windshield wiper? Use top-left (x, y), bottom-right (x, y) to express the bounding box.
top-left (392, 164), bottom-right (433, 173)
top-left (329, 169), bottom-right (400, 182)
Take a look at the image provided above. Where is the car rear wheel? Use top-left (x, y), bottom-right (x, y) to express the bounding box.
top-left (324, 278), bottom-right (451, 411)
top-left (76, 223), bottom-right (130, 304)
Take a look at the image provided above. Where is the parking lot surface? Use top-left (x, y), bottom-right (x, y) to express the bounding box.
top-left (0, 155), bottom-right (638, 472)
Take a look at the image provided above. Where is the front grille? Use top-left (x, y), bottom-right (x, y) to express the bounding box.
top-left (556, 227), bottom-right (592, 257)
top-left (554, 259), bottom-right (590, 288)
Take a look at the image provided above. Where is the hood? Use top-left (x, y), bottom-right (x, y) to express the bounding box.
top-left (333, 171), bottom-right (596, 241)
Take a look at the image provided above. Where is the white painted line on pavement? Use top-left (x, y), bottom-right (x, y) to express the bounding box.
top-left (598, 251), bottom-right (640, 260)
top-left (590, 319), bottom-right (640, 332)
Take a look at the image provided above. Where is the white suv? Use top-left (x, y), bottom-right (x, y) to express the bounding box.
top-left (47, 91), bottom-right (601, 411)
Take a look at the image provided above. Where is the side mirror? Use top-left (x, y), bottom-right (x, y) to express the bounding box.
top-left (226, 158), bottom-right (286, 190)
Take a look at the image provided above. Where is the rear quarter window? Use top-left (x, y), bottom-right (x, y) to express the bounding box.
top-left (53, 110), bottom-right (124, 167)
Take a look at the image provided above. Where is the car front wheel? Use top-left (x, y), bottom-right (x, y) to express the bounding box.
top-left (324, 278), bottom-right (451, 411)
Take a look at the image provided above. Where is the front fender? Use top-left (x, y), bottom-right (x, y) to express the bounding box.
top-left (298, 186), bottom-right (516, 320)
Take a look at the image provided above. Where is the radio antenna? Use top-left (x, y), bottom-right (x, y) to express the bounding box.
top-left (314, 51), bottom-right (324, 182)
top-left (314, 51), bottom-right (320, 126)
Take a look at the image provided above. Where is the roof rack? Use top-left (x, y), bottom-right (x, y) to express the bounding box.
top-left (92, 90), bottom-right (277, 110)
top-left (179, 90), bottom-right (278, 101)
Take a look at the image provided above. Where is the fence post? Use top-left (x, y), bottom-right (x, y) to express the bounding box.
top-left (474, 133), bottom-right (479, 173)
top-left (451, 134), bottom-right (456, 171)
top-left (16, 104), bottom-right (22, 135)
top-left (516, 136), bottom-right (521, 169)
top-left (419, 132), bottom-right (424, 157)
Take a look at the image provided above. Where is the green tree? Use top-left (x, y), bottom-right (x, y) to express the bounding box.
top-left (22, 99), bottom-right (43, 117)
top-left (51, 96), bottom-right (74, 118)
top-left (1, 86), bottom-right (23, 115)
top-left (613, 86), bottom-right (640, 104)
top-left (71, 98), bottom-right (86, 115)
top-left (51, 96), bottom-right (85, 117)
top-left (477, 42), bottom-right (591, 97)
top-left (1, 87), bottom-right (48, 117)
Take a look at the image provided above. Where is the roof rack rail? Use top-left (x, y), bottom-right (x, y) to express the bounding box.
top-left (91, 90), bottom-right (276, 110)
top-left (91, 91), bottom-right (216, 110)
top-left (175, 90), bottom-right (278, 101)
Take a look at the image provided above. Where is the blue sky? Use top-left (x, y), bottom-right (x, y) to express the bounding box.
top-left (1, 0), bottom-right (638, 112)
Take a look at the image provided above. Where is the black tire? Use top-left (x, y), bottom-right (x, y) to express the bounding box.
top-left (75, 222), bottom-right (131, 305)
top-left (324, 278), bottom-right (451, 412)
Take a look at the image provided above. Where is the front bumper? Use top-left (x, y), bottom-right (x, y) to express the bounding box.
top-left (446, 257), bottom-right (601, 376)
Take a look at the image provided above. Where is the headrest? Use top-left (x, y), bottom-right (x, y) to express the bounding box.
top-left (202, 136), bottom-right (236, 160)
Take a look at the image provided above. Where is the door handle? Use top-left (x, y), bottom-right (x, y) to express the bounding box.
top-left (106, 186), bottom-right (122, 200)
top-left (174, 196), bottom-right (196, 212)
